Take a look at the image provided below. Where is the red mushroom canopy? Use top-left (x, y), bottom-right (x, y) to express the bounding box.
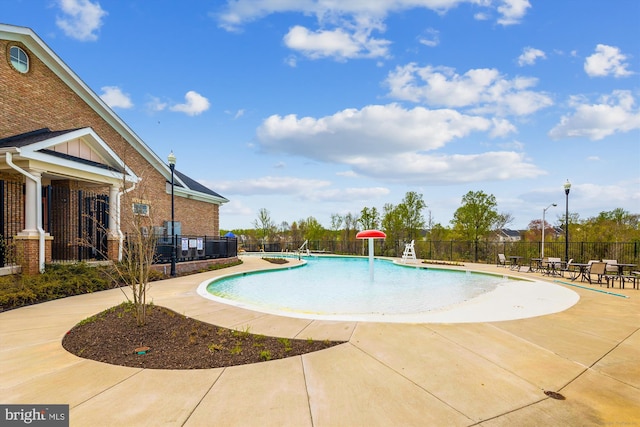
top-left (356, 229), bottom-right (387, 239)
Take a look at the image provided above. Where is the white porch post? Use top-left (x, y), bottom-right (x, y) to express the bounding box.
top-left (109, 185), bottom-right (120, 237)
top-left (106, 184), bottom-right (123, 262)
top-left (21, 170), bottom-right (40, 235)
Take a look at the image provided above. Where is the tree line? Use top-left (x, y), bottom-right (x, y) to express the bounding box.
top-left (225, 191), bottom-right (640, 252)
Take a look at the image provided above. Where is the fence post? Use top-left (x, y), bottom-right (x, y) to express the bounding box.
top-left (474, 240), bottom-right (478, 262)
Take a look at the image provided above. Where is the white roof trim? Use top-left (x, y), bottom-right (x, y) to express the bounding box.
top-left (24, 128), bottom-right (136, 177)
top-left (166, 182), bottom-right (228, 205)
top-left (7, 128), bottom-right (138, 184)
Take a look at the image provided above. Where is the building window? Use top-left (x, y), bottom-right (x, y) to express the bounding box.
top-left (10, 46), bottom-right (29, 73)
top-left (132, 202), bottom-right (150, 216)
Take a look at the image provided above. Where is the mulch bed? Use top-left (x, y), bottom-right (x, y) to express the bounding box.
top-left (62, 303), bottom-right (344, 369)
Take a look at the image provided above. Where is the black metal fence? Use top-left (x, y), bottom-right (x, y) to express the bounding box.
top-left (154, 236), bottom-right (237, 264)
top-left (245, 239), bottom-right (640, 265)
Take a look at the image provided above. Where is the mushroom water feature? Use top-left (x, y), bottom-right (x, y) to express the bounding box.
top-left (356, 229), bottom-right (387, 280)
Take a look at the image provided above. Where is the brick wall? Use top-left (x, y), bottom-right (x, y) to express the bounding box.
top-left (1, 39), bottom-right (220, 240)
top-left (0, 173), bottom-right (24, 237)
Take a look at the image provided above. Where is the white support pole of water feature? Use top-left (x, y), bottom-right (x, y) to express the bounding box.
top-left (356, 229), bottom-right (387, 281)
top-left (368, 238), bottom-right (374, 280)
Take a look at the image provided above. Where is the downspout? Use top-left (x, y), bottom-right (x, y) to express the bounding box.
top-left (117, 181), bottom-right (137, 261)
top-left (4, 151), bottom-right (46, 273)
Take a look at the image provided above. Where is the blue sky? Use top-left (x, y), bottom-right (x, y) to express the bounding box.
top-left (5, 0), bottom-right (640, 231)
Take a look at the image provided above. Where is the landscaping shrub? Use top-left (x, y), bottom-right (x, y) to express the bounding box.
top-left (0, 263), bottom-right (116, 312)
top-left (0, 259), bottom-right (243, 312)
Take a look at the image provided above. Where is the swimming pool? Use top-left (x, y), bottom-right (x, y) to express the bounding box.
top-left (197, 256), bottom-right (580, 323)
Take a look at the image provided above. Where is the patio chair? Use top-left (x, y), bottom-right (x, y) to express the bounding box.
top-left (618, 272), bottom-right (638, 289)
top-left (540, 257), bottom-right (550, 275)
top-left (610, 266), bottom-right (638, 289)
top-left (497, 253), bottom-right (507, 267)
top-left (602, 259), bottom-right (618, 274)
top-left (588, 262), bottom-right (615, 287)
top-left (560, 259), bottom-right (576, 279)
top-left (544, 257), bottom-right (562, 276)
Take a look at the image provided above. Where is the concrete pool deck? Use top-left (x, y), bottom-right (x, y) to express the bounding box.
top-left (1, 256), bottom-right (639, 426)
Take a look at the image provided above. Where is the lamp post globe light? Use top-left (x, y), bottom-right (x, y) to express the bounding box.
top-left (541, 203), bottom-right (557, 259)
top-left (168, 151), bottom-right (177, 277)
top-left (564, 179), bottom-right (571, 263)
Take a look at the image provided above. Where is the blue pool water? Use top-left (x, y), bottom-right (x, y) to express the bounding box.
top-left (204, 257), bottom-right (511, 318)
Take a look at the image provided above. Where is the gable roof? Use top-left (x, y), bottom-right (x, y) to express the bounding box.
top-left (0, 127), bottom-right (137, 183)
top-left (0, 128), bottom-right (80, 148)
top-left (500, 229), bottom-right (521, 238)
top-left (0, 23), bottom-right (228, 205)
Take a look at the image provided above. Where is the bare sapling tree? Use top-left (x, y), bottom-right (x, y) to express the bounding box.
top-left (114, 166), bottom-right (158, 327)
top-left (78, 160), bottom-right (158, 327)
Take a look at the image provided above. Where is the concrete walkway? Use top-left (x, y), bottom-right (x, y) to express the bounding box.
top-left (1, 256), bottom-right (639, 426)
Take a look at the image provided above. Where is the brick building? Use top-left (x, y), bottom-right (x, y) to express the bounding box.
top-left (1, 24), bottom-right (229, 274)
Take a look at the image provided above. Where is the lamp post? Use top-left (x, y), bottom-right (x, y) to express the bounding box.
top-left (168, 151), bottom-right (177, 277)
top-left (564, 179), bottom-right (571, 263)
top-left (541, 203), bottom-right (557, 259)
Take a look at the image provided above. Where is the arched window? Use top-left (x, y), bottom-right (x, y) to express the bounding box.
top-left (10, 46), bottom-right (29, 73)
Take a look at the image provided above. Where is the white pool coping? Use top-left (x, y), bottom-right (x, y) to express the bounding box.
top-left (196, 260), bottom-right (580, 324)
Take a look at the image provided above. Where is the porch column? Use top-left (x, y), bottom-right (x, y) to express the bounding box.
top-left (106, 184), bottom-right (121, 262)
top-left (14, 170), bottom-right (48, 274)
top-left (21, 170), bottom-right (40, 235)
top-left (108, 185), bottom-right (120, 237)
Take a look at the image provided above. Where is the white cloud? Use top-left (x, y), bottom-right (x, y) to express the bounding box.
top-left (255, 103), bottom-right (543, 184)
top-left (336, 170), bottom-right (358, 178)
top-left (497, 139), bottom-right (525, 151)
top-left (489, 118), bottom-right (517, 138)
top-left (215, 1), bottom-right (529, 61)
top-left (497, 0), bottom-right (531, 25)
top-left (560, 181), bottom-right (640, 211)
top-left (99, 86), bottom-right (133, 109)
top-left (257, 103), bottom-right (492, 162)
top-left (284, 26), bottom-right (358, 59)
top-left (283, 23), bottom-right (390, 60)
top-left (350, 151), bottom-right (544, 184)
top-left (418, 28), bottom-right (440, 47)
top-left (549, 90), bottom-right (640, 140)
top-left (521, 179), bottom-right (640, 220)
top-left (584, 44), bottom-right (633, 77)
top-left (211, 176), bottom-right (390, 204)
top-left (224, 109), bottom-right (246, 118)
top-left (301, 186), bottom-right (391, 202)
top-left (216, 1), bottom-right (531, 31)
top-left (214, 176), bottom-right (331, 195)
top-left (284, 55), bottom-right (298, 67)
top-left (518, 47), bottom-right (546, 66)
top-left (56, 0), bottom-right (107, 41)
top-left (385, 64), bottom-right (553, 116)
top-left (219, 199), bottom-right (253, 216)
top-left (146, 96), bottom-right (167, 112)
top-left (169, 91), bottom-right (210, 116)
